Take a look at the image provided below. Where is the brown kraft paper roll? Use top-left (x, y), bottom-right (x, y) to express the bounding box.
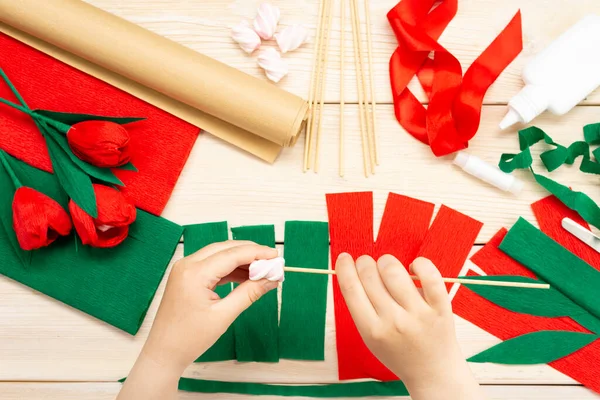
top-left (0, 0), bottom-right (309, 163)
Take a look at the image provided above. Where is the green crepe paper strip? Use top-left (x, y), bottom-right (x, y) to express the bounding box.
top-left (177, 377), bottom-right (409, 397)
top-left (33, 109), bottom-right (145, 126)
top-left (43, 125), bottom-right (125, 186)
top-left (280, 221), bottom-right (329, 360)
top-left (468, 330), bottom-right (598, 364)
top-left (499, 126), bottom-right (600, 230)
top-left (0, 156), bottom-right (183, 334)
top-left (500, 218), bottom-right (600, 323)
top-left (231, 225), bottom-right (279, 362)
top-left (184, 222), bottom-right (236, 362)
top-left (0, 151), bottom-right (31, 267)
top-left (462, 275), bottom-right (600, 333)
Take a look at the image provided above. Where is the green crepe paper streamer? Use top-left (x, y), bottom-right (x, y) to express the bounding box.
top-left (499, 126), bottom-right (600, 230)
top-left (184, 222), bottom-right (236, 362)
top-left (43, 128), bottom-right (98, 218)
top-left (43, 126), bottom-right (125, 186)
top-left (280, 221), bottom-right (329, 360)
top-left (462, 275), bottom-right (600, 333)
top-left (33, 109), bottom-right (145, 126)
top-left (0, 151), bottom-right (32, 267)
top-left (0, 156), bottom-right (183, 334)
top-left (468, 330), bottom-right (598, 364)
top-left (177, 377), bottom-right (409, 397)
top-left (500, 218), bottom-right (600, 323)
top-left (231, 225), bottom-right (279, 362)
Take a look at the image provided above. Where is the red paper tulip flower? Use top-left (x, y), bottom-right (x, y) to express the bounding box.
top-left (12, 187), bottom-right (72, 250)
top-left (67, 120), bottom-right (132, 167)
top-left (69, 184), bottom-right (137, 248)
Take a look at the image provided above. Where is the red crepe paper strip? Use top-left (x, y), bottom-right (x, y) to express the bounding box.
top-left (416, 205), bottom-right (483, 291)
top-left (387, 0), bottom-right (522, 156)
top-left (0, 33), bottom-right (199, 216)
top-left (454, 228), bottom-right (600, 393)
top-left (327, 192), bottom-right (471, 381)
top-left (531, 195), bottom-right (600, 270)
top-left (374, 193), bottom-right (435, 267)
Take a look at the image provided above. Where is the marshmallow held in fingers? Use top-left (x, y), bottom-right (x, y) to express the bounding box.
top-left (231, 20), bottom-right (262, 54)
top-left (253, 3), bottom-right (280, 40)
top-left (275, 25), bottom-right (309, 53)
top-left (257, 48), bottom-right (289, 83)
top-left (249, 257), bottom-right (285, 282)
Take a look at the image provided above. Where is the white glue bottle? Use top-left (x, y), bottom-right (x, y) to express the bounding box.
top-left (500, 15), bottom-right (600, 130)
top-left (453, 152), bottom-right (524, 195)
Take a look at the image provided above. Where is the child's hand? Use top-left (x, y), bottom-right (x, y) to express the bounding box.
top-left (336, 254), bottom-right (485, 400)
top-left (118, 241), bottom-right (278, 400)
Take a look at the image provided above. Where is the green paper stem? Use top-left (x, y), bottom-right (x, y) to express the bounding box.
top-left (0, 68), bottom-right (29, 109)
top-left (468, 330), bottom-right (598, 364)
top-left (0, 150), bottom-right (23, 189)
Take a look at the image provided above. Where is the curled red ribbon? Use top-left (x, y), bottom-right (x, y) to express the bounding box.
top-left (388, 0), bottom-right (523, 156)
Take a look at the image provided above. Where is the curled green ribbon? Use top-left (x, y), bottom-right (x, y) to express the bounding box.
top-left (499, 125), bottom-right (600, 230)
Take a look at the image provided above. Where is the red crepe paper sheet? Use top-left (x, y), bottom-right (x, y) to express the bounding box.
top-left (327, 192), bottom-right (478, 381)
top-left (532, 195), bottom-right (600, 270)
top-left (0, 33), bottom-right (200, 216)
top-left (416, 205), bottom-right (483, 291)
top-left (454, 227), bottom-right (600, 393)
top-left (387, 0), bottom-right (522, 156)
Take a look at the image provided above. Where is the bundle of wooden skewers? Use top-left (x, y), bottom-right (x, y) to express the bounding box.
top-left (303, 0), bottom-right (378, 178)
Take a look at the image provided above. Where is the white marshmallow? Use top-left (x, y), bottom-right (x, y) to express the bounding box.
top-left (257, 48), bottom-right (288, 83)
top-left (253, 3), bottom-right (280, 40)
top-left (275, 25), bottom-right (309, 53)
top-left (249, 257), bottom-right (285, 282)
top-left (231, 20), bottom-right (262, 54)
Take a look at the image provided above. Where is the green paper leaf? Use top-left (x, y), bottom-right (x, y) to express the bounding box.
top-left (184, 222), bottom-right (235, 362)
top-left (44, 131), bottom-right (98, 218)
top-left (116, 162), bottom-right (138, 172)
top-left (468, 330), bottom-right (598, 364)
top-left (462, 275), bottom-right (600, 333)
top-left (43, 126), bottom-right (125, 187)
top-left (33, 109), bottom-right (145, 126)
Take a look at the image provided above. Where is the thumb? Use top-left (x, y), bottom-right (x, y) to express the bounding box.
top-left (214, 279), bottom-right (278, 322)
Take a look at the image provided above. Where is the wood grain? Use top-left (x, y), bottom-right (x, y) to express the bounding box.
top-left (162, 105), bottom-right (600, 243)
top-left (84, 0), bottom-right (600, 104)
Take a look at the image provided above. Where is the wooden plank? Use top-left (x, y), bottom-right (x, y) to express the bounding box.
top-left (84, 0), bottom-right (600, 104)
top-left (1, 382), bottom-right (599, 399)
top-left (0, 246), bottom-right (578, 384)
top-left (161, 105), bottom-right (600, 243)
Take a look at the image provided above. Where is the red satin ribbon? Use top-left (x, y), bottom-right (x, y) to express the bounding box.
top-left (387, 0), bottom-right (523, 156)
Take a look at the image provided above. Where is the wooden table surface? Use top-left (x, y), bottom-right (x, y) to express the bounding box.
top-left (2, 0), bottom-right (600, 399)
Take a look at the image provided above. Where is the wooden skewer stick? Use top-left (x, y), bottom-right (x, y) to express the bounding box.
top-left (314, 0), bottom-right (335, 173)
top-left (282, 266), bottom-right (551, 289)
top-left (349, 0), bottom-right (369, 177)
top-left (352, 0), bottom-right (375, 174)
top-left (304, 0), bottom-right (326, 172)
top-left (339, 0), bottom-right (345, 177)
top-left (363, 0), bottom-right (378, 165)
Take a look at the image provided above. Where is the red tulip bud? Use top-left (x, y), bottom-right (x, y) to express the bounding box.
top-left (67, 121), bottom-right (131, 168)
top-left (69, 184), bottom-right (136, 248)
top-left (12, 187), bottom-right (72, 250)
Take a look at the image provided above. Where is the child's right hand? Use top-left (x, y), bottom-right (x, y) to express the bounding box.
top-left (336, 254), bottom-right (485, 400)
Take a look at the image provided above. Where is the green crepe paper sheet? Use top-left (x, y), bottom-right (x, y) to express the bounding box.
top-left (0, 155), bottom-right (182, 335)
top-left (231, 225), bottom-right (279, 362)
top-left (500, 218), bottom-right (600, 322)
top-left (177, 377), bottom-right (409, 397)
top-left (468, 330), bottom-right (598, 364)
top-left (499, 125), bottom-right (600, 230)
top-left (184, 222), bottom-right (236, 362)
top-left (462, 275), bottom-right (600, 333)
top-left (280, 221), bottom-right (329, 360)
